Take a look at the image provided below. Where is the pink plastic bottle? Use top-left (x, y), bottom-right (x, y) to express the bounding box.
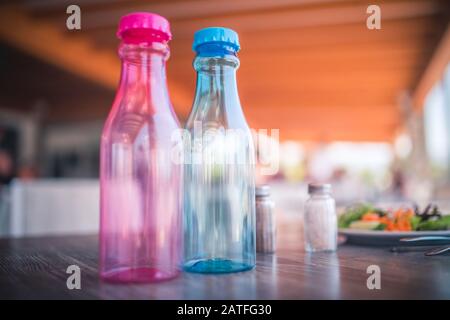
top-left (99, 12), bottom-right (182, 283)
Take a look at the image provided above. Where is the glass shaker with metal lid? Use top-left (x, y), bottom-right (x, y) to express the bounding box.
top-left (303, 183), bottom-right (337, 252)
top-left (256, 185), bottom-right (276, 253)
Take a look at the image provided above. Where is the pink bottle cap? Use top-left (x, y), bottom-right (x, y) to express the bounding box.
top-left (117, 12), bottom-right (172, 44)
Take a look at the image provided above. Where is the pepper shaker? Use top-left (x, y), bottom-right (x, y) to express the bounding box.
top-left (303, 183), bottom-right (337, 252)
top-left (256, 185), bottom-right (276, 253)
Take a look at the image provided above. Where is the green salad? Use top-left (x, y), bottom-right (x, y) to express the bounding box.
top-left (338, 203), bottom-right (450, 231)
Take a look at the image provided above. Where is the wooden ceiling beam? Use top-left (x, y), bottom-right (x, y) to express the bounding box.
top-left (78, 0), bottom-right (443, 34)
top-left (3, 1), bottom-right (446, 142)
top-left (26, 0), bottom-right (346, 22)
top-left (244, 104), bottom-right (400, 121)
top-left (0, 5), bottom-right (192, 114)
top-left (245, 107), bottom-right (400, 141)
top-left (413, 22), bottom-right (450, 109)
top-left (24, 0), bottom-right (120, 11)
top-left (86, 16), bottom-right (442, 50)
top-left (274, 126), bottom-right (397, 141)
top-left (167, 45), bottom-right (433, 79)
top-left (0, 7), bottom-right (119, 88)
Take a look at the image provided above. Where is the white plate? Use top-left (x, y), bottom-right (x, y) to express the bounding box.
top-left (339, 229), bottom-right (450, 246)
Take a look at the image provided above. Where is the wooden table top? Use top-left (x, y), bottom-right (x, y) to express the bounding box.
top-left (1, 224), bottom-right (449, 300)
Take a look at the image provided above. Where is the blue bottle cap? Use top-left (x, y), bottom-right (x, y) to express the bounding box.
top-left (193, 27), bottom-right (240, 53)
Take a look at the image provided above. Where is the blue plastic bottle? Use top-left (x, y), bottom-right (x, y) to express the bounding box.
top-left (183, 27), bottom-right (256, 273)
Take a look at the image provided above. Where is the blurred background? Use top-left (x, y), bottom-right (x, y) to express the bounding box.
top-left (0, 0), bottom-right (449, 237)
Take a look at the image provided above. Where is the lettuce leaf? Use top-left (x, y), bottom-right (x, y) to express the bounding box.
top-left (338, 204), bottom-right (374, 228)
top-left (417, 215), bottom-right (450, 231)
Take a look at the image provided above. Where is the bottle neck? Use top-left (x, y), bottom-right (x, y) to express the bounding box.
top-left (192, 54), bottom-right (241, 115)
top-left (116, 42), bottom-right (171, 114)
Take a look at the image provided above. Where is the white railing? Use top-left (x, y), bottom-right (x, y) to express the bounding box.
top-left (7, 179), bottom-right (99, 237)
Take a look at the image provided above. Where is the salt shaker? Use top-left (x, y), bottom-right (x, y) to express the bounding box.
top-left (256, 185), bottom-right (276, 253)
top-left (303, 183), bottom-right (337, 252)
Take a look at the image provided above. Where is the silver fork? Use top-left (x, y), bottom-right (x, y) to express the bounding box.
top-left (400, 236), bottom-right (450, 242)
top-left (399, 236), bottom-right (450, 256)
top-left (425, 246), bottom-right (450, 256)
